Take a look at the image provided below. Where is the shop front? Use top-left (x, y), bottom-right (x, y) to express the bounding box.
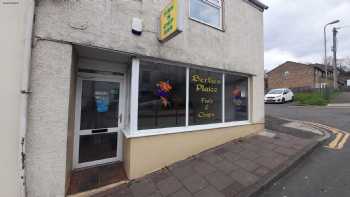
top-left (63, 45), bottom-right (263, 194)
top-left (26, 0), bottom-right (267, 195)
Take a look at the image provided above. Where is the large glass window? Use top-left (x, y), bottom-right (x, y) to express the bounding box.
top-left (189, 69), bottom-right (222, 125)
top-left (138, 63), bottom-right (187, 130)
top-left (136, 62), bottom-right (250, 132)
top-left (189, 0), bottom-right (223, 29)
top-left (225, 75), bottom-right (249, 121)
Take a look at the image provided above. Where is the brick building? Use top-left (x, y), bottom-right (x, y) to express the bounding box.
top-left (339, 71), bottom-right (350, 87)
top-left (266, 61), bottom-right (334, 91)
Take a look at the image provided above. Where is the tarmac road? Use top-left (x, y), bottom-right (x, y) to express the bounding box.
top-left (258, 103), bottom-right (350, 197)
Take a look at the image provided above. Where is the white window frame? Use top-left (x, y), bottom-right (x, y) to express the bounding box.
top-left (124, 58), bottom-right (252, 138)
top-left (189, 0), bottom-right (223, 30)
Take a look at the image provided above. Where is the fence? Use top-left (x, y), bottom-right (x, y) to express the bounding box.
top-left (340, 86), bottom-right (350, 92)
top-left (289, 87), bottom-right (316, 93)
top-left (263, 87), bottom-right (334, 100)
top-left (266, 86), bottom-right (347, 97)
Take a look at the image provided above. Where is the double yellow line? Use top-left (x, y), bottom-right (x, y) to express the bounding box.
top-left (309, 122), bottom-right (350, 150)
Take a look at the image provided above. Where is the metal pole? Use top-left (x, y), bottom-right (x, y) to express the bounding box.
top-left (323, 20), bottom-right (340, 89)
top-left (324, 24), bottom-right (329, 99)
top-left (332, 27), bottom-right (338, 89)
top-left (324, 25), bottom-right (328, 85)
top-left (323, 20), bottom-right (340, 98)
top-left (20, 1), bottom-right (35, 197)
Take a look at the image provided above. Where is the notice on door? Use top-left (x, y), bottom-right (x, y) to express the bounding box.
top-left (95, 91), bottom-right (110, 113)
top-left (189, 69), bottom-right (222, 125)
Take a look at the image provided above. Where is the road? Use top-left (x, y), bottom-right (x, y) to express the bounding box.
top-left (258, 104), bottom-right (350, 197)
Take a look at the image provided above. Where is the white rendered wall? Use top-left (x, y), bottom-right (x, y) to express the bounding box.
top-left (0, 1), bottom-right (32, 196)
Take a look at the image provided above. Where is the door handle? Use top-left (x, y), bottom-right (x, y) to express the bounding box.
top-left (119, 114), bottom-right (122, 123)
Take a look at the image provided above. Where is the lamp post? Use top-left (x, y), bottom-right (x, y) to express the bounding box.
top-left (333, 25), bottom-right (350, 89)
top-left (332, 27), bottom-right (338, 89)
top-left (324, 20), bottom-right (340, 88)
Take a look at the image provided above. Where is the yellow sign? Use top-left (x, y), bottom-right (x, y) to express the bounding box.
top-left (159, 0), bottom-right (183, 42)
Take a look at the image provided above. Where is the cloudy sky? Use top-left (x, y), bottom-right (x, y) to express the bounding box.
top-left (261, 0), bottom-right (350, 71)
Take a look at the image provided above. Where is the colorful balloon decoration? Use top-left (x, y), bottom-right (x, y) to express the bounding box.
top-left (156, 80), bottom-right (173, 108)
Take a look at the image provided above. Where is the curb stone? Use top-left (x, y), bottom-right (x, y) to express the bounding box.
top-left (327, 103), bottom-right (350, 107)
top-left (238, 120), bottom-right (331, 197)
top-left (240, 140), bottom-right (323, 197)
top-left (277, 117), bottom-right (332, 142)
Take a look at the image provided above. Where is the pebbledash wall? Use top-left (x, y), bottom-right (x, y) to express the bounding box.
top-left (27, 0), bottom-right (266, 196)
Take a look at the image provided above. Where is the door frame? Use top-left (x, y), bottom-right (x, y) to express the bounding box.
top-left (73, 73), bottom-right (126, 169)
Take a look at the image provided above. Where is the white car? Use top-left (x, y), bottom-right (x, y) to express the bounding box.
top-left (264, 88), bottom-right (294, 104)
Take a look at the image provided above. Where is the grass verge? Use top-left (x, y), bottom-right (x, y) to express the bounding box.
top-left (294, 90), bottom-right (339, 106)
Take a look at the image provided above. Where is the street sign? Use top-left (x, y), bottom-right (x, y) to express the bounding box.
top-left (159, 0), bottom-right (184, 42)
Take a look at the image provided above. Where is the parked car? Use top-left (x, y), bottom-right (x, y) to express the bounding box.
top-left (264, 88), bottom-right (294, 104)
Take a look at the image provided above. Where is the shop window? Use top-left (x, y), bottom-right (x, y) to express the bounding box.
top-left (136, 61), bottom-right (250, 133)
top-left (189, 69), bottom-right (223, 125)
top-left (138, 63), bottom-right (187, 130)
top-left (189, 0), bottom-right (223, 29)
top-left (225, 75), bottom-right (248, 121)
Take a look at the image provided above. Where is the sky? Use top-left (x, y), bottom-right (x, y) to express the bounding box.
top-left (261, 0), bottom-right (350, 71)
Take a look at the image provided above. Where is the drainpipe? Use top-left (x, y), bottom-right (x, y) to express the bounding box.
top-left (19, 0), bottom-right (35, 196)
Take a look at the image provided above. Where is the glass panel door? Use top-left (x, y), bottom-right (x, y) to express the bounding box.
top-left (74, 76), bottom-right (124, 169)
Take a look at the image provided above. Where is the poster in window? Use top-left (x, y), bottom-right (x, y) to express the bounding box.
top-left (189, 69), bottom-right (222, 125)
top-left (95, 91), bottom-right (110, 113)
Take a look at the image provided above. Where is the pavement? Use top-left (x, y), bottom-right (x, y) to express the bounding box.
top-left (258, 103), bottom-right (350, 197)
top-left (328, 91), bottom-right (350, 107)
top-left (70, 102), bottom-right (350, 197)
top-left (86, 121), bottom-right (323, 197)
top-left (329, 92), bottom-right (350, 104)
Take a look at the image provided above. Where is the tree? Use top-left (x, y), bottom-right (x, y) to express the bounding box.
top-left (338, 57), bottom-right (350, 72)
top-left (322, 56), bottom-right (350, 72)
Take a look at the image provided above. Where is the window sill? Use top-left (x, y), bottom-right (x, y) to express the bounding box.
top-left (123, 120), bottom-right (253, 138)
top-left (189, 17), bottom-right (225, 32)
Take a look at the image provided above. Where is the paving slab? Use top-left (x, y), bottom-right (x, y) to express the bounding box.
top-left (231, 169), bottom-right (259, 187)
top-left (169, 189), bottom-right (192, 197)
top-left (182, 174), bottom-right (208, 193)
top-left (204, 171), bottom-right (235, 191)
top-left (87, 127), bottom-right (323, 197)
top-left (130, 179), bottom-right (156, 197)
top-left (212, 159), bottom-right (239, 174)
top-left (193, 186), bottom-right (225, 197)
top-left (156, 176), bottom-right (182, 196)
